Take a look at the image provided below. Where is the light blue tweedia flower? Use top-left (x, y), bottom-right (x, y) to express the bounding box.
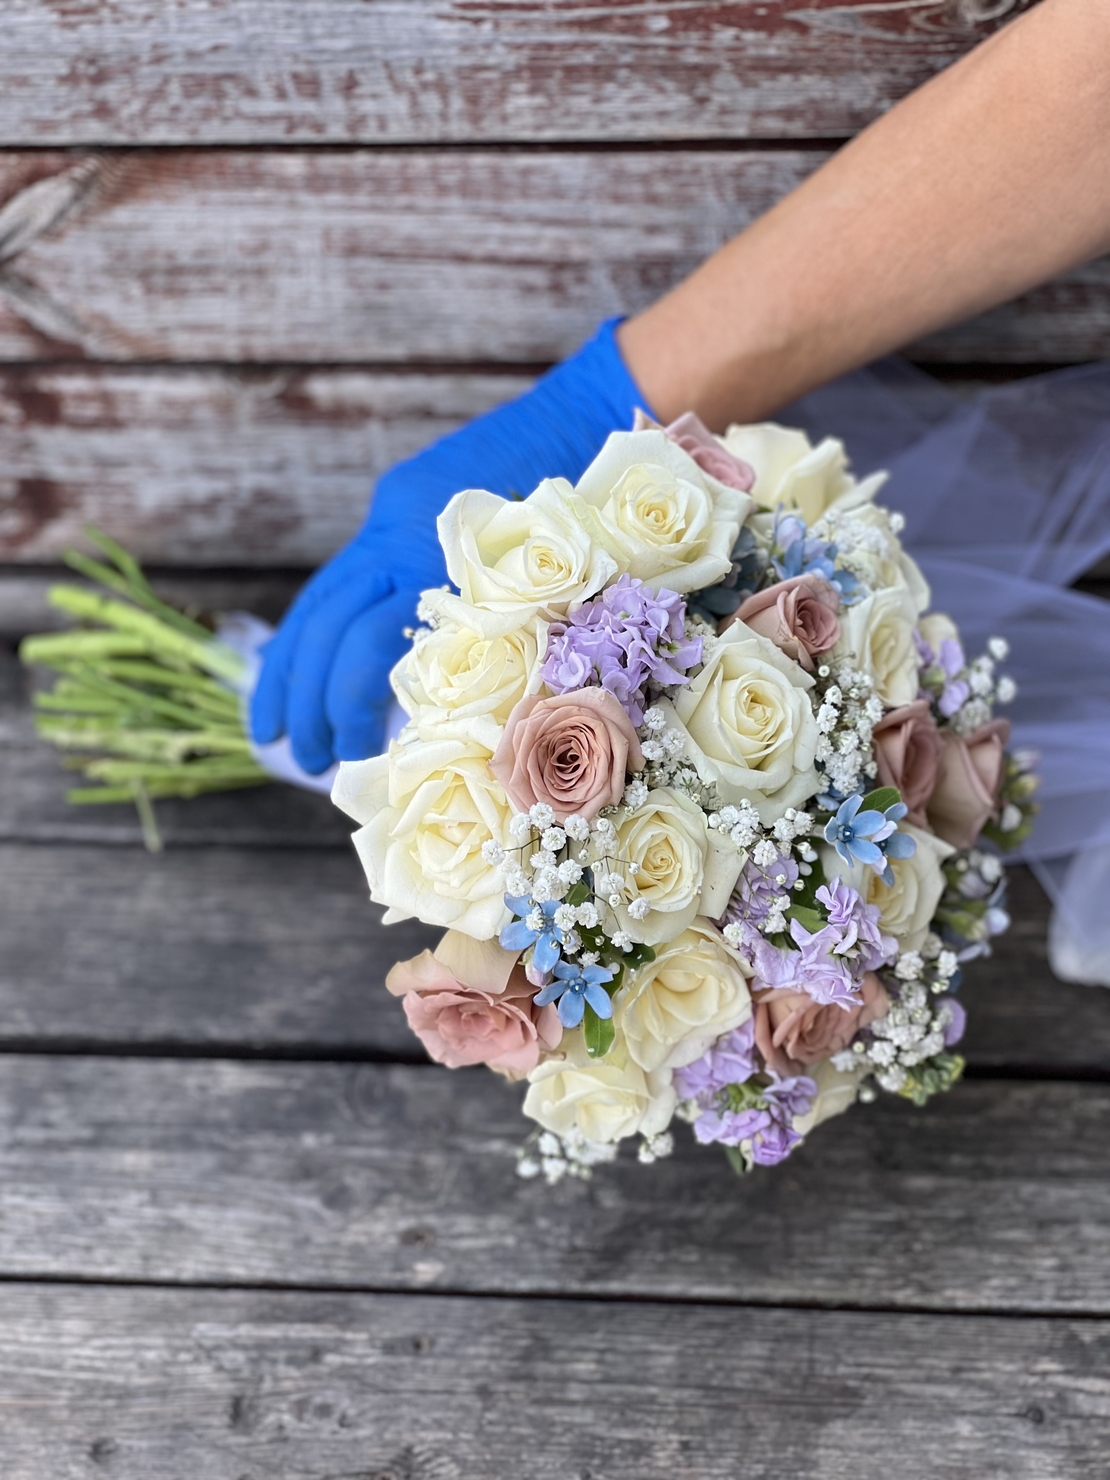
top-left (824, 794), bottom-right (916, 886)
top-left (773, 512), bottom-right (861, 602)
top-left (499, 895), bottom-right (566, 975)
top-left (534, 960), bottom-right (615, 1030)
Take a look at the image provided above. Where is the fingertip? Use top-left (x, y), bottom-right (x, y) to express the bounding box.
top-left (289, 735), bottom-right (338, 777)
top-left (333, 709), bottom-right (387, 762)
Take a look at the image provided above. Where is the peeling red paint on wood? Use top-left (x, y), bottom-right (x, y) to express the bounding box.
top-left (0, 365), bottom-right (526, 562)
top-left (1, 0), bottom-right (1034, 145)
top-left (0, 148), bottom-right (1104, 368)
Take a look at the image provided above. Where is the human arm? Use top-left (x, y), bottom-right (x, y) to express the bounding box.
top-left (619, 0), bottom-right (1110, 427)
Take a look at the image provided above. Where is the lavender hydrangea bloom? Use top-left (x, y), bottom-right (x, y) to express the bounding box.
top-left (540, 574), bottom-right (702, 726)
top-left (816, 877), bottom-right (897, 972)
top-left (672, 1021), bottom-right (758, 1104)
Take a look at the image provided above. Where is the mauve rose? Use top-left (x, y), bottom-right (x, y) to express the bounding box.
top-left (753, 972), bottom-right (890, 1076)
top-left (491, 687), bottom-right (643, 821)
top-left (726, 573), bottom-right (841, 671)
top-left (633, 407), bottom-right (755, 492)
top-left (387, 953), bottom-right (561, 1075)
top-left (872, 700), bottom-right (942, 827)
top-left (927, 719), bottom-right (1011, 850)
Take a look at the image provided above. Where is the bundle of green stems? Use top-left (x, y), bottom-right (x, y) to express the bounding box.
top-left (19, 531), bottom-right (268, 848)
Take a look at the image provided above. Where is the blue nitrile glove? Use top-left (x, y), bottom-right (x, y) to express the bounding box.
top-left (250, 318), bottom-right (655, 773)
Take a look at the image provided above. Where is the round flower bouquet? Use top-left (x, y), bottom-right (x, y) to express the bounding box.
top-left (338, 414), bottom-right (1035, 1180)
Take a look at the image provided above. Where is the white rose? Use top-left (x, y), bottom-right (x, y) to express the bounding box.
top-left (611, 788), bottom-right (710, 945)
top-left (524, 1036), bottom-right (675, 1144)
top-left (823, 823), bottom-right (955, 952)
top-left (671, 621), bottom-right (819, 823)
top-left (720, 422), bottom-right (886, 524)
top-left (616, 921), bottom-right (753, 1073)
top-left (391, 608), bottom-right (545, 726)
top-left (568, 429), bottom-right (750, 593)
top-left (792, 1057), bottom-right (866, 1138)
top-left (434, 480), bottom-right (616, 636)
top-left (834, 585), bottom-right (921, 708)
top-left (332, 718), bottom-right (513, 940)
top-left (818, 504), bottom-right (930, 614)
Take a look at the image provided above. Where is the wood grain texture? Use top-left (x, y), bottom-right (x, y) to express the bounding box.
top-left (0, 1286), bottom-right (1105, 1480)
top-left (0, 839), bottom-right (424, 1053)
top-left (0, 1), bottom-right (1033, 147)
top-left (0, 365), bottom-right (523, 563)
top-left (0, 1057), bottom-right (1107, 1313)
top-left (0, 646), bottom-right (1105, 1067)
top-left (2, 149), bottom-right (1106, 367)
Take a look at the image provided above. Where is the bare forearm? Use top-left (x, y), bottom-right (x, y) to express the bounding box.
top-left (620, 0), bottom-right (1110, 427)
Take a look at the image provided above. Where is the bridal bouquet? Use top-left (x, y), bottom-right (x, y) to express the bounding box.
top-left (333, 414), bottom-right (1037, 1182)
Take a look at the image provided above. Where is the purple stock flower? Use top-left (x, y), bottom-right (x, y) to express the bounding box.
top-left (540, 574), bottom-right (702, 726)
top-left (672, 1022), bottom-right (758, 1104)
top-left (721, 852), bottom-right (801, 932)
top-left (692, 1071), bottom-right (816, 1166)
top-left (940, 996), bottom-right (967, 1047)
top-left (816, 877), bottom-right (897, 972)
top-left (747, 922), bottom-right (861, 1008)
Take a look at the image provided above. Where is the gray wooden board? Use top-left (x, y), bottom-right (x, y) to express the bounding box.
top-left (0, 0), bottom-right (1032, 146)
top-left (0, 366), bottom-right (1081, 568)
top-left (1, 149), bottom-right (1107, 366)
top-left (0, 366), bottom-right (524, 565)
top-left (0, 1057), bottom-right (1107, 1314)
top-left (0, 1285), bottom-right (1104, 1480)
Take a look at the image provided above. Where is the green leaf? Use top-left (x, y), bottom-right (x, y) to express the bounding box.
top-left (724, 1146), bottom-right (751, 1178)
top-left (564, 880), bottom-right (591, 907)
top-left (860, 786), bottom-right (901, 815)
top-left (785, 903), bottom-right (824, 935)
top-left (583, 1003), bottom-right (615, 1059)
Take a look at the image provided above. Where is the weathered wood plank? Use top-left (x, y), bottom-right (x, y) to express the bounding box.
top-left (0, 366), bottom-right (1081, 568)
top-left (0, 0), bottom-right (1033, 147)
top-left (0, 840), bottom-right (423, 1052)
top-left (0, 365), bottom-right (523, 563)
top-left (1, 149), bottom-right (1106, 367)
top-left (0, 1285), bottom-right (1103, 1480)
top-left (0, 652), bottom-right (1102, 1066)
top-left (0, 1058), bottom-right (1106, 1312)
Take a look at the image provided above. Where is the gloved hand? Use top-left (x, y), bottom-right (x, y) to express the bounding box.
top-left (250, 318), bottom-right (655, 772)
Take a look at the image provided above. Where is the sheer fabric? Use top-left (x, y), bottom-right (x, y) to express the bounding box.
top-left (782, 361), bottom-right (1110, 984)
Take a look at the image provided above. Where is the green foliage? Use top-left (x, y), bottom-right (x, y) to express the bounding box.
top-left (898, 1053), bottom-right (965, 1108)
top-left (583, 1003), bottom-right (616, 1059)
top-left (860, 785), bottom-right (901, 815)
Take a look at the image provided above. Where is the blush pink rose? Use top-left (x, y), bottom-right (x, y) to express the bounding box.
top-left (926, 719), bottom-right (1011, 850)
top-left (386, 954), bottom-right (561, 1075)
top-left (633, 407), bottom-right (755, 491)
top-left (726, 573), bottom-right (841, 670)
top-left (491, 687), bottom-right (644, 822)
top-left (872, 700), bottom-right (943, 827)
top-left (753, 972), bottom-right (891, 1077)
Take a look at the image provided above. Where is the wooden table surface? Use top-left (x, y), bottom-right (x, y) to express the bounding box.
top-left (3, 2), bottom-right (1109, 1476)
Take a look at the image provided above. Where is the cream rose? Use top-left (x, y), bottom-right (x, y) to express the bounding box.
top-left (332, 719), bottom-right (513, 940)
top-left (671, 622), bottom-right (819, 822)
top-left (818, 503), bottom-right (930, 615)
top-left (434, 480), bottom-right (617, 635)
top-left (720, 422), bottom-right (886, 524)
top-left (391, 610), bottom-right (544, 726)
top-left (568, 429), bottom-right (750, 593)
top-left (792, 1057), bottom-right (868, 1138)
top-left (823, 822), bottom-right (955, 952)
top-left (834, 584), bottom-right (921, 708)
top-left (524, 1036), bottom-right (676, 1144)
top-left (612, 788), bottom-right (711, 945)
top-left (616, 921), bottom-right (753, 1073)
